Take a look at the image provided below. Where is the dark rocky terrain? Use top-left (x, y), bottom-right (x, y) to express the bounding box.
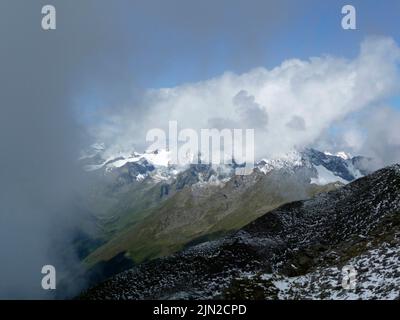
top-left (81, 164), bottom-right (400, 300)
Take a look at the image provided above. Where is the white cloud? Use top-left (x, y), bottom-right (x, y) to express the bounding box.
top-left (286, 115), bottom-right (306, 131)
top-left (336, 106), bottom-right (400, 169)
top-left (92, 37), bottom-right (400, 162)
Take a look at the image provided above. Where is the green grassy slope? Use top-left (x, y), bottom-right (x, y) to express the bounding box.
top-left (85, 169), bottom-right (340, 266)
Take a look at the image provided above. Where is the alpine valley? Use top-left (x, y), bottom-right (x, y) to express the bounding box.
top-left (81, 164), bottom-right (400, 300)
top-left (73, 143), bottom-right (390, 297)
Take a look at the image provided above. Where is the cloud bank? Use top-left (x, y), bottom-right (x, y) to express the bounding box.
top-left (93, 37), bottom-right (400, 164)
top-left (0, 0), bottom-right (303, 299)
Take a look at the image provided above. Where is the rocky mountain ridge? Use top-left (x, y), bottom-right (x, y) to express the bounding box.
top-left (81, 165), bottom-right (400, 300)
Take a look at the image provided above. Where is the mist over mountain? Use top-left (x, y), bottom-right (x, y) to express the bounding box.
top-left (89, 37), bottom-right (400, 167)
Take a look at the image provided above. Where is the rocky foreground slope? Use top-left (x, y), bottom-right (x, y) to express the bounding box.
top-left (81, 165), bottom-right (400, 300)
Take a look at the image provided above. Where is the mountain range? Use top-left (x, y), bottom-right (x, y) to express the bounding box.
top-left (80, 143), bottom-right (370, 185)
top-left (76, 144), bottom-right (375, 282)
top-left (81, 164), bottom-right (400, 300)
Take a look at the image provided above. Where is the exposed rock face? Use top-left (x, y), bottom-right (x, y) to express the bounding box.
top-left (81, 165), bottom-right (400, 300)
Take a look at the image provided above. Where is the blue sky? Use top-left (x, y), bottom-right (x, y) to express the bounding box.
top-left (133, 0), bottom-right (400, 88)
top-left (70, 0), bottom-right (400, 123)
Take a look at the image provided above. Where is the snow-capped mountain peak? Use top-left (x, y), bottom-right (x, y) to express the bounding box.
top-left (336, 151), bottom-right (351, 160)
top-left (256, 150), bottom-right (303, 175)
top-left (80, 143), bottom-right (371, 187)
top-left (324, 150), bottom-right (352, 160)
